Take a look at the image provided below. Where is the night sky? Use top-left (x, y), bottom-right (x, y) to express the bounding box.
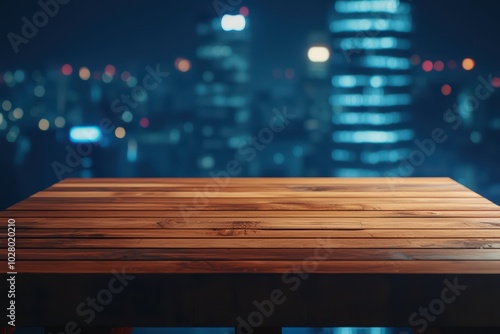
top-left (2, 0), bottom-right (500, 77)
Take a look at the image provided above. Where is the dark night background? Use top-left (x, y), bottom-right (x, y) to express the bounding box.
top-left (1, 1), bottom-right (500, 332)
top-left (1, 0), bottom-right (500, 211)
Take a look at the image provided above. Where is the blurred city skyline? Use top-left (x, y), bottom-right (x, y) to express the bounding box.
top-left (2, 0), bottom-right (500, 71)
top-left (1, 0), bottom-right (500, 211)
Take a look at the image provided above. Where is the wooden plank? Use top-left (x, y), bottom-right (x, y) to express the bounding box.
top-left (31, 190), bottom-right (482, 198)
top-left (17, 197), bottom-right (494, 205)
top-left (58, 177), bottom-right (458, 184)
top-left (14, 260), bottom-right (500, 274)
top-left (49, 183), bottom-right (469, 190)
top-left (7, 197), bottom-right (497, 211)
top-left (5, 248), bottom-right (500, 261)
top-left (51, 178), bottom-right (470, 190)
top-left (8, 228), bottom-right (500, 238)
top-left (3, 177), bottom-right (499, 275)
top-left (8, 202), bottom-right (497, 211)
top-left (44, 185), bottom-right (472, 193)
top-left (14, 238), bottom-right (500, 249)
top-left (6, 217), bottom-right (500, 229)
top-left (3, 210), bottom-right (500, 218)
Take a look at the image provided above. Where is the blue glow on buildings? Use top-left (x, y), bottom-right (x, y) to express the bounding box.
top-left (332, 111), bottom-right (409, 125)
top-left (335, 0), bottom-right (406, 14)
top-left (330, 18), bottom-right (412, 33)
top-left (339, 37), bottom-right (410, 50)
top-left (69, 126), bottom-right (102, 143)
top-left (332, 75), bottom-right (412, 88)
top-left (330, 94), bottom-right (412, 107)
top-left (362, 55), bottom-right (411, 69)
top-left (330, 0), bottom-right (414, 177)
top-left (127, 139), bottom-right (138, 162)
top-left (333, 129), bottom-right (414, 144)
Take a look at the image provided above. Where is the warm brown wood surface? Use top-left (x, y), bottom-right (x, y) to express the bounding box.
top-left (2, 177), bottom-right (500, 274)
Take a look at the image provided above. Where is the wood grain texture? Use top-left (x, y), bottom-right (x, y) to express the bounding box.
top-left (3, 177), bottom-right (500, 273)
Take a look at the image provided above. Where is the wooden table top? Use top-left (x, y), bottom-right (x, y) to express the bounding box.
top-left (2, 177), bottom-right (500, 274)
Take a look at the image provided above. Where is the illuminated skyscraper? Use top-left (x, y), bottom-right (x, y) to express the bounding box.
top-left (303, 33), bottom-right (333, 175)
top-left (194, 10), bottom-right (251, 173)
top-left (329, 0), bottom-right (414, 176)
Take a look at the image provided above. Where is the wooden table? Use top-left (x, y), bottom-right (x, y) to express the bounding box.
top-left (2, 177), bottom-right (500, 332)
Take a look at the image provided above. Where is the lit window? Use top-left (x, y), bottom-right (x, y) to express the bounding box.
top-left (221, 14), bottom-right (246, 31)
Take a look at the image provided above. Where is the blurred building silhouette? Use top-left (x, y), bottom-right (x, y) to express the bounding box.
top-left (329, 0), bottom-right (414, 177)
top-left (303, 32), bottom-right (333, 175)
top-left (194, 10), bottom-right (251, 174)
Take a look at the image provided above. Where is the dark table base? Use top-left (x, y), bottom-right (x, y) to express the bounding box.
top-left (2, 274), bottom-right (500, 329)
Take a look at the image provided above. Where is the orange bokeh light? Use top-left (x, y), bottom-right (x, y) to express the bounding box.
top-left (462, 58), bottom-right (475, 71)
top-left (175, 58), bottom-right (191, 72)
top-left (78, 67), bottom-right (91, 80)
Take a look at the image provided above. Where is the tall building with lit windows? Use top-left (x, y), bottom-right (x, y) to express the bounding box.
top-left (329, 0), bottom-right (414, 177)
top-left (193, 9), bottom-right (252, 174)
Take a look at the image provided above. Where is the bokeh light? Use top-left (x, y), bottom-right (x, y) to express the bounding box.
top-left (492, 77), bottom-right (500, 88)
top-left (434, 61), bottom-right (444, 72)
top-left (126, 76), bottom-right (138, 87)
top-left (70, 126), bottom-right (102, 143)
top-left (34, 85), bottom-right (46, 97)
top-left (61, 64), bottom-right (73, 76)
top-left (38, 119), bottom-right (49, 131)
top-left (221, 14), bottom-right (246, 31)
top-left (462, 58), bottom-right (475, 71)
top-left (2, 100), bottom-right (12, 111)
top-left (115, 127), bottom-right (126, 139)
top-left (307, 46), bottom-right (330, 62)
top-left (239, 6), bottom-right (249, 16)
top-left (54, 116), bottom-right (66, 128)
top-left (121, 71), bottom-right (131, 81)
top-left (105, 64), bottom-right (116, 76)
top-left (410, 54), bottom-right (421, 65)
top-left (3, 72), bottom-right (14, 84)
top-left (102, 73), bottom-right (113, 83)
top-left (175, 58), bottom-right (192, 72)
top-left (139, 117), bottom-right (150, 128)
top-left (470, 131), bottom-right (482, 144)
top-left (79, 66), bottom-right (91, 80)
top-left (14, 70), bottom-right (25, 83)
top-left (122, 111), bottom-right (133, 123)
top-left (12, 108), bottom-right (24, 119)
top-left (422, 60), bottom-right (433, 72)
top-left (441, 84), bottom-right (452, 96)
top-left (6, 125), bottom-right (19, 143)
